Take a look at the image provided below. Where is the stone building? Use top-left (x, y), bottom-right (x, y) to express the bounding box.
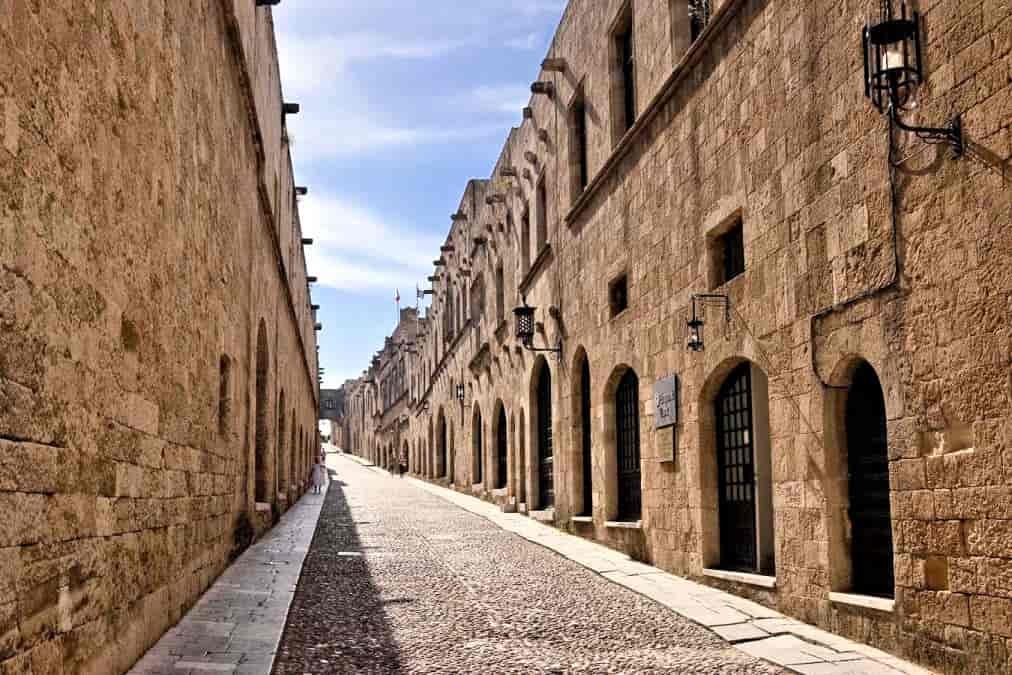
top-left (342, 309), bottom-right (424, 469)
top-left (345, 0), bottom-right (1012, 672)
top-left (1, 2), bottom-right (319, 673)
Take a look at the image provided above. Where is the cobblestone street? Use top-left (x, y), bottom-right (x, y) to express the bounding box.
top-left (273, 457), bottom-right (780, 674)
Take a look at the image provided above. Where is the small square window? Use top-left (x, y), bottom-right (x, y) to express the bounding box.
top-left (609, 275), bottom-right (629, 317)
top-left (710, 218), bottom-right (745, 287)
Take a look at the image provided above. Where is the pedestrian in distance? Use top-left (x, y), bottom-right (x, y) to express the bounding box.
top-left (311, 458), bottom-right (326, 494)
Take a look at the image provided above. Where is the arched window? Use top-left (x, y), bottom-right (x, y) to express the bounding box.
top-left (616, 369), bottom-right (640, 521)
top-left (846, 362), bottom-right (894, 597)
top-left (472, 407), bottom-right (484, 485)
top-left (535, 361), bottom-right (554, 509)
top-left (218, 355), bottom-right (231, 435)
top-left (254, 322), bottom-right (270, 504)
top-left (495, 404), bottom-right (508, 490)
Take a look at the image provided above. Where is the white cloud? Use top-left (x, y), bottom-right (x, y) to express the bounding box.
top-left (505, 32), bottom-right (541, 50)
top-left (456, 84), bottom-right (531, 116)
top-left (278, 32), bottom-right (468, 97)
top-left (300, 194), bottom-right (443, 294)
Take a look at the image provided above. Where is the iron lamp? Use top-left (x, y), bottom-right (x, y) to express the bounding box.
top-left (513, 296), bottom-right (562, 360)
top-left (862, 0), bottom-right (962, 157)
top-left (685, 294), bottom-right (730, 353)
top-left (455, 383), bottom-right (465, 402)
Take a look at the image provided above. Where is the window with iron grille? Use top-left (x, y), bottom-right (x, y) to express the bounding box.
top-left (689, 0), bottom-right (711, 42)
top-left (615, 369), bottom-right (641, 521)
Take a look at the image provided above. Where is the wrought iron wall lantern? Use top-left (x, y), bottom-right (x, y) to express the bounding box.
top-left (863, 0), bottom-right (962, 157)
top-left (513, 296), bottom-right (562, 360)
top-left (455, 382), bottom-right (466, 402)
top-left (685, 294), bottom-right (730, 352)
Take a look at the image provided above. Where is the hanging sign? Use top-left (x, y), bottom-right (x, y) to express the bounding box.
top-left (654, 375), bottom-right (679, 430)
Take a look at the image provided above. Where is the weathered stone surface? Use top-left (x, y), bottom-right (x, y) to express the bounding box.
top-left (0, 2), bottom-right (319, 673)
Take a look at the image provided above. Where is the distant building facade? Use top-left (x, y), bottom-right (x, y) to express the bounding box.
top-left (344, 1), bottom-right (1012, 673)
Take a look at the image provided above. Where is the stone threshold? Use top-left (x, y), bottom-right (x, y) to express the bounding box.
top-left (703, 568), bottom-right (777, 589)
top-left (829, 592), bottom-right (896, 614)
top-left (605, 519), bottom-right (643, 530)
top-left (402, 470), bottom-right (935, 675)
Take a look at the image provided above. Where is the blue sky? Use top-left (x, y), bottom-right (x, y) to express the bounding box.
top-left (274, 1), bottom-right (566, 389)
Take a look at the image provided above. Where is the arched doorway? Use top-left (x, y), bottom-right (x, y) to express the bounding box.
top-left (713, 362), bottom-right (774, 573)
top-left (472, 406), bottom-right (484, 485)
top-left (846, 362), bottom-right (894, 597)
top-left (535, 360), bottom-right (554, 509)
top-left (615, 369), bottom-right (641, 521)
top-left (254, 321), bottom-right (270, 504)
top-left (577, 353), bottom-right (593, 516)
top-left (495, 403), bottom-right (508, 489)
top-left (276, 390), bottom-right (286, 497)
top-left (437, 409), bottom-right (448, 478)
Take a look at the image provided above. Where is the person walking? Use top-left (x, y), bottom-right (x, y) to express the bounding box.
top-left (311, 458), bottom-right (326, 494)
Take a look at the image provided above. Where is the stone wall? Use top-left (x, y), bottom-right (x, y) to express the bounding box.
top-left (0, 2), bottom-right (319, 673)
top-left (348, 0), bottom-right (1012, 672)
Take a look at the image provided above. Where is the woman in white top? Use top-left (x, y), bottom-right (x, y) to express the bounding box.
top-left (311, 460), bottom-right (326, 494)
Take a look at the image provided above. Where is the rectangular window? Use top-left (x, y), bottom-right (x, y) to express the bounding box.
top-left (521, 207), bottom-right (531, 273)
top-left (536, 178), bottom-right (548, 251)
top-left (609, 274), bottom-right (629, 317)
top-left (571, 91), bottom-right (589, 195)
top-left (612, 5), bottom-right (636, 139)
top-left (713, 218), bottom-right (745, 286)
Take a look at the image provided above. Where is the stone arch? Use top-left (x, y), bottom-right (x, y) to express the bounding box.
top-left (570, 346), bottom-right (593, 517)
top-left (697, 357), bottom-right (775, 575)
top-left (602, 364), bottom-right (642, 522)
top-left (529, 355), bottom-right (554, 510)
top-left (472, 403), bottom-right (484, 486)
top-left (254, 320), bottom-right (270, 504)
top-left (492, 399), bottom-right (508, 490)
top-left (824, 356), bottom-right (896, 598)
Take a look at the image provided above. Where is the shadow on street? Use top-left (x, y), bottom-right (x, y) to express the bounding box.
top-left (272, 480), bottom-right (403, 674)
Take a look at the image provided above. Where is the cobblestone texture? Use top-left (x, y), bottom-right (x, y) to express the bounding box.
top-left (273, 459), bottom-right (782, 674)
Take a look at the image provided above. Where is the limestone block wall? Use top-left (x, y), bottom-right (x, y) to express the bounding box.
top-left (354, 0), bottom-right (1012, 673)
top-left (0, 2), bottom-right (319, 673)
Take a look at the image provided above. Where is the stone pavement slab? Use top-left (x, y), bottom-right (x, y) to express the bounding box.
top-left (403, 469), bottom-right (935, 675)
top-left (128, 487), bottom-right (327, 675)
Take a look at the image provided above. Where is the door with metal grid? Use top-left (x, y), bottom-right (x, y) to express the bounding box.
top-left (474, 412), bottom-right (483, 484)
top-left (537, 365), bottom-right (554, 508)
top-left (716, 364), bottom-right (757, 572)
top-left (846, 362), bottom-right (895, 597)
top-left (496, 406), bottom-right (508, 489)
top-left (616, 370), bottom-right (641, 520)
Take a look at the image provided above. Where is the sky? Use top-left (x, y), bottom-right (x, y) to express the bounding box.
top-left (273, 1), bottom-right (567, 390)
